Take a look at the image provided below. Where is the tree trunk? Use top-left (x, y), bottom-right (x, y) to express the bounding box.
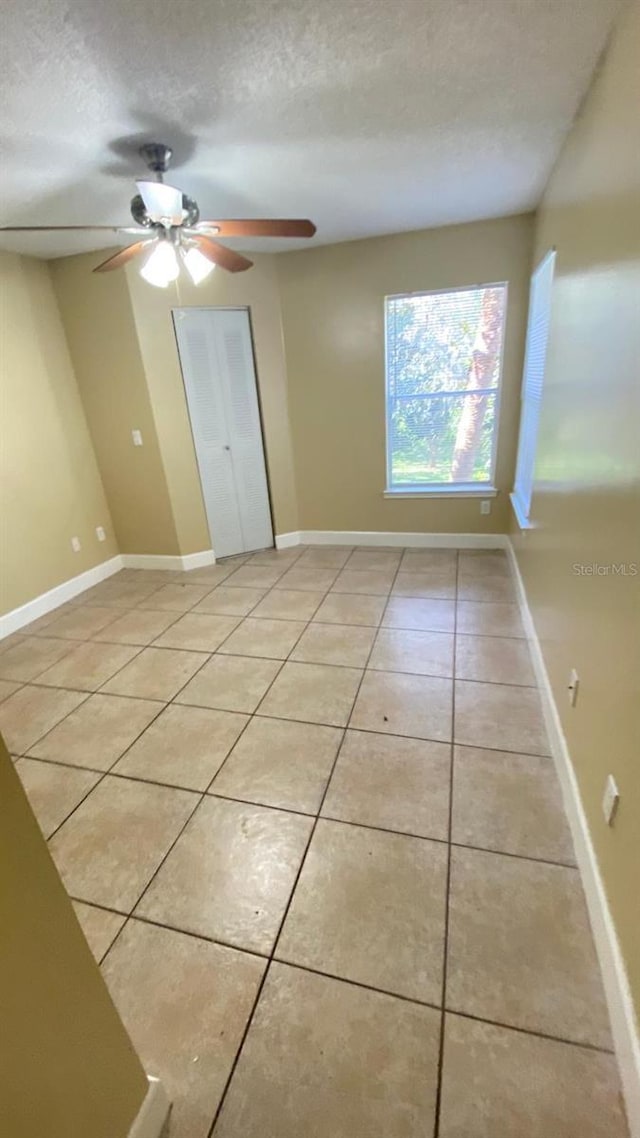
top-left (450, 288), bottom-right (503, 482)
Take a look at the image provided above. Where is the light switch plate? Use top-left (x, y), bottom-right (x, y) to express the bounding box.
top-left (71, 536), bottom-right (81, 553)
top-left (132, 429), bottom-right (143, 446)
top-left (96, 526), bottom-right (106, 542)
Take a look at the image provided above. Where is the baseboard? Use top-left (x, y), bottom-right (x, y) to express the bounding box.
top-left (507, 540), bottom-right (640, 1136)
top-left (180, 549), bottom-right (216, 569)
top-left (275, 532), bottom-right (301, 549)
top-left (0, 547), bottom-right (218, 640)
top-left (0, 556), bottom-right (123, 639)
top-left (121, 550), bottom-right (216, 571)
top-left (128, 1076), bottom-right (170, 1138)
top-left (277, 530), bottom-right (508, 549)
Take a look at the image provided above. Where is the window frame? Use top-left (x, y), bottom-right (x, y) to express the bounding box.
top-left (384, 281), bottom-right (509, 496)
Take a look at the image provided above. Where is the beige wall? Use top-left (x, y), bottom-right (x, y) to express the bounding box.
top-left (511, 0), bottom-right (640, 1011)
top-left (125, 252), bottom-right (299, 551)
top-left (0, 740), bottom-right (147, 1137)
top-left (277, 214), bottom-right (534, 533)
top-left (52, 253), bottom-right (180, 557)
top-left (0, 253), bottom-right (118, 615)
top-left (51, 250), bottom-right (299, 557)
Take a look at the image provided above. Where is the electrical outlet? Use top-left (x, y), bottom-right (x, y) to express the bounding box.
top-left (602, 775), bottom-right (619, 826)
top-left (131, 429), bottom-right (143, 446)
top-left (71, 536), bottom-right (81, 553)
top-left (96, 526), bottom-right (106, 542)
top-left (568, 668), bottom-right (579, 707)
top-left (480, 500), bottom-right (491, 516)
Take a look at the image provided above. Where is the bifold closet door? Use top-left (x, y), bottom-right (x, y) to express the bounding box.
top-left (173, 307), bottom-right (273, 558)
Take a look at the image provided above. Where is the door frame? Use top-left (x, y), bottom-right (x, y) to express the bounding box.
top-left (170, 305), bottom-right (277, 557)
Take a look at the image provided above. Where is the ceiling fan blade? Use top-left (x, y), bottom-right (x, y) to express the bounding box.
top-left (93, 239), bottom-right (155, 274)
top-left (195, 219), bottom-right (316, 239)
top-left (136, 181), bottom-right (183, 225)
top-left (193, 235), bottom-right (253, 273)
top-left (0, 225), bottom-right (144, 233)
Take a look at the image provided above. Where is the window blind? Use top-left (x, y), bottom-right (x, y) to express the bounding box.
top-left (511, 250), bottom-right (556, 524)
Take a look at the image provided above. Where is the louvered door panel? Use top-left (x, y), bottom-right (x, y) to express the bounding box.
top-left (218, 314), bottom-right (274, 553)
top-left (172, 307), bottom-right (273, 558)
top-left (172, 310), bottom-right (244, 558)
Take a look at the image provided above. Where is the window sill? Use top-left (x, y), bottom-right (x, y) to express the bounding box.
top-left (384, 486), bottom-right (498, 500)
top-left (509, 492), bottom-right (534, 530)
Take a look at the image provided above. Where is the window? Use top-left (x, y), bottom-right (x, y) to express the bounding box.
top-left (511, 250), bottom-right (556, 528)
top-left (385, 283), bottom-right (508, 494)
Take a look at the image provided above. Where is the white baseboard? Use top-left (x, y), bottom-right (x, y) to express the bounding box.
top-left (0, 556), bottom-right (123, 639)
top-left (0, 548), bottom-right (218, 640)
top-left (507, 540), bottom-right (640, 1136)
top-left (277, 530), bottom-right (508, 549)
top-left (121, 550), bottom-right (216, 571)
top-left (275, 532), bottom-right (302, 549)
top-left (181, 549), bottom-right (216, 569)
top-left (128, 1076), bottom-right (170, 1138)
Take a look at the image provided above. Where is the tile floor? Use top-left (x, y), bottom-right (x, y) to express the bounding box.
top-left (0, 545), bottom-right (628, 1137)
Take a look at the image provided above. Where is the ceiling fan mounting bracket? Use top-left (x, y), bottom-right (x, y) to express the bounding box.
top-left (138, 142), bottom-right (173, 178)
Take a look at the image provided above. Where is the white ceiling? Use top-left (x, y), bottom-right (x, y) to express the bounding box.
top-left (0, 0), bottom-right (620, 259)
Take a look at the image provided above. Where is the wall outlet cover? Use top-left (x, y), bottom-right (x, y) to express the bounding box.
top-left (96, 526), bottom-right (106, 542)
top-left (480, 500), bottom-right (491, 515)
top-left (568, 668), bottom-right (580, 706)
top-left (602, 775), bottom-right (620, 826)
top-left (131, 429), bottom-right (143, 446)
top-left (71, 537), bottom-right (81, 553)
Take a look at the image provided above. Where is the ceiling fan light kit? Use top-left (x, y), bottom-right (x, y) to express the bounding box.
top-left (0, 141), bottom-right (316, 286)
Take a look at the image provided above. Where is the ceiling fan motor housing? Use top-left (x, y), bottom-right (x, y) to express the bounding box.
top-left (129, 192), bottom-right (200, 229)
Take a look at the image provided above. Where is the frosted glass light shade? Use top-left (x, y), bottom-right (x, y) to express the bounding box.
top-left (183, 246), bottom-right (216, 285)
top-left (140, 242), bottom-right (180, 288)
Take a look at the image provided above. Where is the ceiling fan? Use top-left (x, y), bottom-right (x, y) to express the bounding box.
top-left (0, 143), bottom-right (316, 287)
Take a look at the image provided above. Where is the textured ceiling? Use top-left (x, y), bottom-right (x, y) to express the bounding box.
top-left (0, 0), bottom-right (620, 259)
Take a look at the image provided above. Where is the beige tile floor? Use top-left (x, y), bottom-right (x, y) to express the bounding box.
top-left (0, 545), bottom-right (628, 1138)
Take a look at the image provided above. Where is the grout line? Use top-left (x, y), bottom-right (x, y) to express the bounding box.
top-left (204, 790), bottom-right (315, 819)
top-left (89, 604), bottom-right (191, 645)
top-left (433, 548), bottom-right (459, 1138)
top-left (22, 682), bottom-right (169, 706)
top-left (99, 906), bottom-right (271, 965)
top-left (25, 640), bottom-right (148, 691)
top-left (272, 956), bottom-right (442, 1012)
top-left (444, 1007), bottom-right (616, 1056)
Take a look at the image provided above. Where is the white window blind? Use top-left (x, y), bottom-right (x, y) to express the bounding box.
top-left (385, 283), bottom-right (508, 492)
top-left (511, 250), bottom-right (556, 526)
